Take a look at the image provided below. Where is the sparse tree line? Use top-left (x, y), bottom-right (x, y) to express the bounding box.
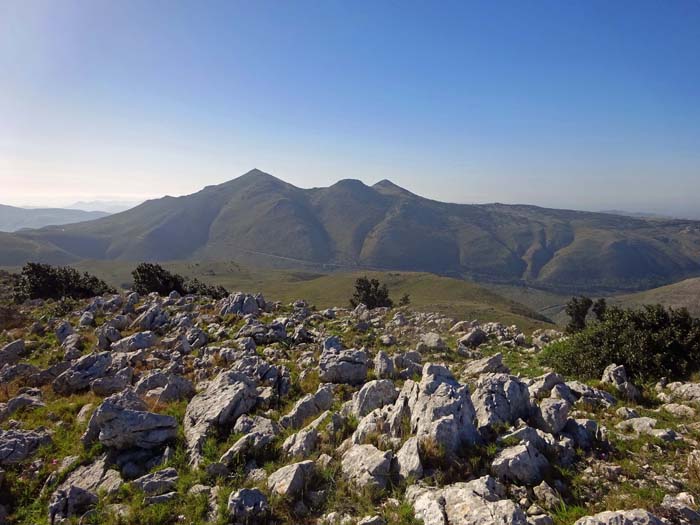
top-left (11, 262), bottom-right (229, 302)
top-left (9, 266), bottom-right (410, 308)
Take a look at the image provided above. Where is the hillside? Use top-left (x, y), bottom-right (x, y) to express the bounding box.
top-left (2, 281), bottom-right (700, 525)
top-left (5, 169), bottom-right (700, 294)
top-left (0, 204), bottom-right (109, 232)
top-left (612, 277), bottom-right (700, 317)
top-left (63, 260), bottom-right (552, 332)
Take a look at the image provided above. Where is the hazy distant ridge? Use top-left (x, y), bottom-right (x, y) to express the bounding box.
top-left (0, 204), bottom-right (110, 232)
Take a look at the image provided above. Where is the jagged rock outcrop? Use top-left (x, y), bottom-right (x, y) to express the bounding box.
top-left (280, 384), bottom-right (333, 429)
top-left (573, 509), bottom-right (663, 525)
top-left (0, 428), bottom-right (52, 465)
top-left (472, 373), bottom-right (531, 434)
top-left (228, 488), bottom-right (270, 524)
top-left (319, 347), bottom-right (369, 385)
top-left (407, 476), bottom-right (528, 525)
top-left (82, 389), bottom-right (177, 450)
top-left (267, 460), bottom-right (315, 498)
top-left (341, 444), bottom-right (393, 490)
top-left (184, 371), bottom-right (258, 465)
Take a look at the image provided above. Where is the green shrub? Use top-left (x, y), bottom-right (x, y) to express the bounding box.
top-left (13, 263), bottom-right (115, 302)
top-left (131, 263), bottom-right (228, 299)
top-left (349, 276), bottom-right (393, 309)
top-left (540, 304), bottom-right (700, 382)
top-left (564, 296), bottom-right (593, 333)
top-left (132, 263), bottom-right (186, 296)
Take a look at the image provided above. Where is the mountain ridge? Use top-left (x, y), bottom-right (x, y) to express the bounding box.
top-left (5, 169), bottom-right (700, 294)
top-left (0, 204), bottom-right (110, 232)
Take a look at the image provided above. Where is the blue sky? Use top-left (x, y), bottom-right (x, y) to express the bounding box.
top-left (1, 1), bottom-right (699, 215)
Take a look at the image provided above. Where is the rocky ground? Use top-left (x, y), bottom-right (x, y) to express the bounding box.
top-left (1, 290), bottom-right (700, 525)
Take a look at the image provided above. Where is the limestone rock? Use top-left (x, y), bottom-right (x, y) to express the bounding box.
top-left (463, 353), bottom-right (508, 377)
top-left (319, 348), bottom-right (368, 385)
top-left (601, 364), bottom-right (641, 401)
top-left (407, 476), bottom-right (527, 525)
top-left (0, 340), bottom-right (25, 368)
top-left (0, 428), bottom-right (52, 465)
top-left (111, 331), bottom-right (157, 352)
top-left (227, 488), bottom-right (270, 524)
top-left (491, 441), bottom-right (549, 486)
top-left (374, 351), bottom-right (395, 379)
top-left (280, 384), bottom-right (333, 429)
top-left (133, 467), bottom-right (178, 496)
top-left (184, 371), bottom-right (258, 465)
top-left (532, 398), bottom-right (571, 434)
top-left (52, 352), bottom-right (112, 395)
top-left (458, 328), bottom-right (488, 349)
top-left (472, 373), bottom-right (531, 434)
top-left (267, 460), bottom-right (315, 498)
top-left (48, 485), bottom-right (97, 524)
top-left (281, 426), bottom-right (319, 459)
top-left (83, 390), bottom-right (177, 450)
top-left (220, 416), bottom-right (281, 464)
top-left (395, 436), bottom-right (423, 481)
top-left (351, 379), bottom-right (398, 417)
top-left (341, 444), bottom-right (393, 490)
top-left (573, 509), bottom-right (663, 525)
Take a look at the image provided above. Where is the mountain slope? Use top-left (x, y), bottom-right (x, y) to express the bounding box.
top-left (6, 169), bottom-right (700, 293)
top-left (0, 204), bottom-right (109, 232)
top-left (612, 277), bottom-right (700, 317)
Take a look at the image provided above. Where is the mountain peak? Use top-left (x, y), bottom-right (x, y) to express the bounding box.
top-left (240, 168), bottom-right (277, 180)
top-left (372, 178), bottom-right (414, 197)
top-left (211, 169), bottom-right (286, 191)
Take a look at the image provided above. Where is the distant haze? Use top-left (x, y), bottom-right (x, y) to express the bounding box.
top-left (67, 201), bottom-right (142, 214)
top-left (1, 1), bottom-right (699, 215)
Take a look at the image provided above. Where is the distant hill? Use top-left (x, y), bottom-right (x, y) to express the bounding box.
top-left (612, 277), bottom-right (700, 317)
top-left (4, 169), bottom-right (700, 294)
top-left (60, 260), bottom-right (552, 332)
top-left (0, 204), bottom-right (109, 232)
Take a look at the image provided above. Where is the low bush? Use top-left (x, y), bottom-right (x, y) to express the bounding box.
top-left (131, 263), bottom-right (228, 299)
top-left (13, 263), bottom-right (115, 302)
top-left (539, 304), bottom-right (700, 383)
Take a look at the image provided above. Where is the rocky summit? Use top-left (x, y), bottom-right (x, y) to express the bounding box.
top-left (1, 289), bottom-right (700, 525)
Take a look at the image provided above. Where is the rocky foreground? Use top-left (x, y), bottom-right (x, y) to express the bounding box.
top-left (1, 291), bottom-right (700, 524)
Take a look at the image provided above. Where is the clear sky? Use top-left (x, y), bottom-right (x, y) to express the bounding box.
top-left (1, 0), bottom-right (699, 216)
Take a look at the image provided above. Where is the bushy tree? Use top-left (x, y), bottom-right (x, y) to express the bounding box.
top-left (564, 295), bottom-right (593, 333)
top-left (132, 263), bottom-right (186, 296)
top-left (592, 298), bottom-right (607, 321)
top-left (131, 263), bottom-right (228, 299)
top-left (13, 263), bottom-right (115, 301)
top-left (399, 293), bottom-right (411, 306)
top-left (184, 277), bottom-right (229, 300)
top-left (540, 304), bottom-right (700, 382)
top-left (350, 276), bottom-right (393, 309)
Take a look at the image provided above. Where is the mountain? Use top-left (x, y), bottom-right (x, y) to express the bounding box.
top-left (0, 204), bottom-right (110, 232)
top-left (5, 169), bottom-right (700, 294)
